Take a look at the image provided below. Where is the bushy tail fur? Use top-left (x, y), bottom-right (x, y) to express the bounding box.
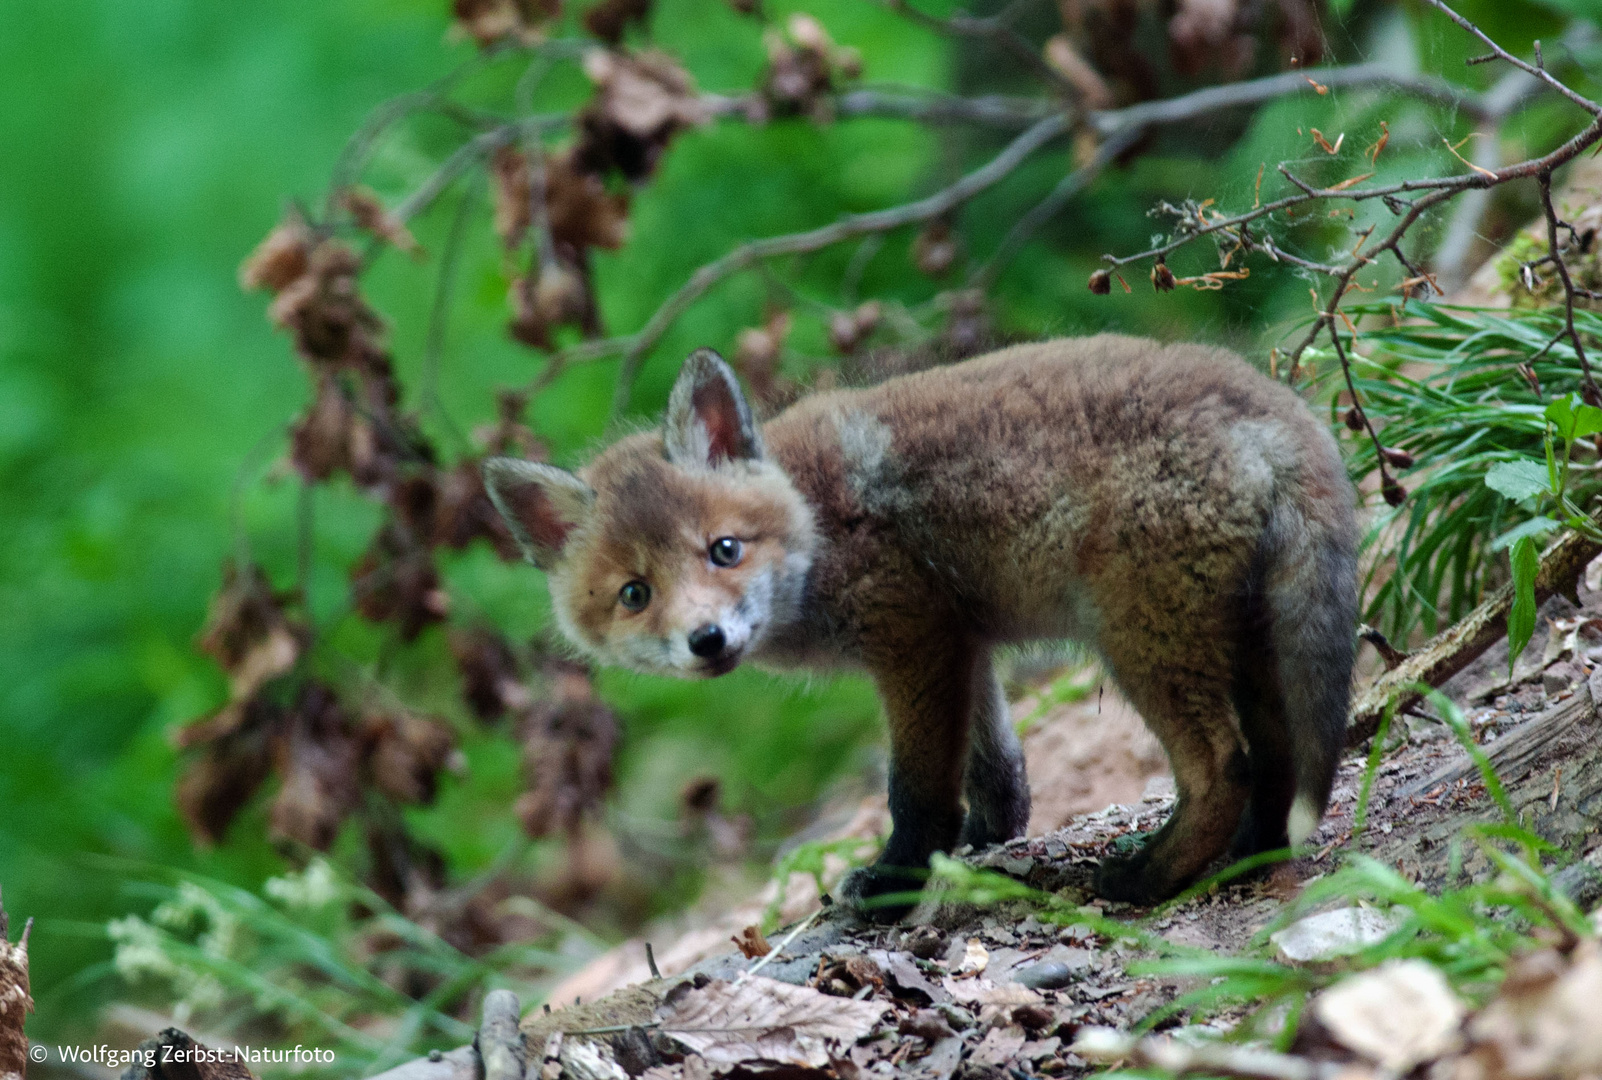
top-left (1263, 496), bottom-right (1358, 845)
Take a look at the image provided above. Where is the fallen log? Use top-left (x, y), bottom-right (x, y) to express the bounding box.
top-left (1347, 529), bottom-right (1601, 747)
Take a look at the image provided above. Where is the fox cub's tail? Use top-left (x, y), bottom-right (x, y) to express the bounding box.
top-left (1264, 493), bottom-right (1358, 846)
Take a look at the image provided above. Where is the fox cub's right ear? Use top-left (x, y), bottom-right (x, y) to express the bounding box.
top-left (664, 347), bottom-right (764, 468)
top-left (482, 458), bottom-right (595, 570)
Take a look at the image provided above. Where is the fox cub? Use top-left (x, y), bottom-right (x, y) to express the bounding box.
top-left (484, 336), bottom-right (1358, 911)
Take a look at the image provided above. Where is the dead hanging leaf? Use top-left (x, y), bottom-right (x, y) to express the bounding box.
top-left (913, 220), bottom-right (958, 278)
top-left (0, 900), bottom-right (31, 1080)
top-left (198, 563), bottom-right (306, 703)
top-left (341, 186), bottom-right (422, 259)
top-left (350, 524), bottom-right (450, 641)
top-left (450, 627), bottom-right (533, 722)
top-left (545, 150), bottom-right (630, 250)
top-left (475, 390), bottom-right (547, 461)
top-left (1168, 0), bottom-right (1255, 79)
top-left (731, 925), bottom-right (772, 959)
top-left (364, 712), bottom-right (457, 805)
top-left (240, 211), bottom-right (314, 294)
top-left (452, 0), bottom-right (559, 47)
top-left (576, 49), bottom-right (707, 181)
top-left (269, 682), bottom-right (362, 851)
top-left (175, 716), bottom-right (276, 845)
top-left (827, 301), bottom-right (882, 356)
top-left (509, 259), bottom-right (595, 351)
top-left (434, 460), bottom-right (522, 556)
top-left (1043, 34), bottom-right (1113, 109)
top-left (514, 661), bottom-right (618, 838)
top-left (1274, 0), bottom-right (1324, 67)
top-left (734, 310), bottom-right (793, 407)
top-left (655, 976), bottom-right (888, 1070)
top-left (363, 816), bottom-right (449, 918)
top-left (291, 375), bottom-right (355, 482)
top-left (941, 289), bottom-right (991, 359)
top-left (1313, 958), bottom-right (1465, 1073)
top-left (490, 146), bottom-right (533, 250)
top-left (760, 13), bottom-right (859, 121)
top-left (262, 236), bottom-right (388, 369)
top-left (584, 0), bottom-right (652, 44)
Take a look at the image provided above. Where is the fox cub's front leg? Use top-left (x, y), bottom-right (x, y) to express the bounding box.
top-left (840, 641), bottom-right (1030, 920)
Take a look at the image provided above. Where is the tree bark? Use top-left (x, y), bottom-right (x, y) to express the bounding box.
top-left (1347, 530), bottom-right (1602, 746)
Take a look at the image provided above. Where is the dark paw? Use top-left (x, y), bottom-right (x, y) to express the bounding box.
top-left (838, 863), bottom-right (927, 924)
top-left (957, 802), bottom-right (1030, 851)
top-left (1092, 848), bottom-right (1174, 906)
top-left (1229, 804), bottom-right (1290, 860)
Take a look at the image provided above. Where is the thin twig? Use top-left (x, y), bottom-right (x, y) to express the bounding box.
top-left (1538, 169), bottom-right (1602, 404)
top-left (970, 125), bottom-right (1144, 289)
top-left (420, 184), bottom-right (477, 454)
top-left (603, 111), bottom-right (1073, 412)
top-left (1423, 0), bottom-right (1601, 116)
top-left (883, 0), bottom-right (1080, 101)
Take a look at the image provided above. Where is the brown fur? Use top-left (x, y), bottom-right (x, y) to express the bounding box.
top-left (485, 335), bottom-right (1358, 914)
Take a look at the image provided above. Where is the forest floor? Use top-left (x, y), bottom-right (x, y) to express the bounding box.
top-left (382, 563), bottom-right (1602, 1080)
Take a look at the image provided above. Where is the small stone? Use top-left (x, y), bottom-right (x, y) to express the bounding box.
top-left (1014, 962), bottom-right (1076, 990)
top-left (1270, 906), bottom-right (1403, 964)
top-left (1545, 662), bottom-right (1580, 695)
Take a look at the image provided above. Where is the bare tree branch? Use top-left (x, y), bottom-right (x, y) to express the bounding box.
top-left (604, 110), bottom-right (1073, 411)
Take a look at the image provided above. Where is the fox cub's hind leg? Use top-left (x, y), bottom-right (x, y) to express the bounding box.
top-left (959, 656), bottom-right (1031, 850)
top-left (1093, 650), bottom-right (1251, 904)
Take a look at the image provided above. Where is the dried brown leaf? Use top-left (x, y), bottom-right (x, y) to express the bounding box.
top-left (515, 662), bottom-right (618, 837)
top-left (365, 712), bottom-right (457, 805)
top-left (731, 925), bottom-right (772, 959)
top-left (655, 976), bottom-right (887, 1069)
top-left (269, 683), bottom-right (362, 851)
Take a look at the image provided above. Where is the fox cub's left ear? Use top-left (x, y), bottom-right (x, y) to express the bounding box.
top-left (482, 458), bottom-right (594, 570)
top-left (664, 347), bottom-right (764, 467)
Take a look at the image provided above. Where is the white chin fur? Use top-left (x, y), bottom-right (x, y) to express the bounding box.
top-left (1287, 795), bottom-right (1321, 846)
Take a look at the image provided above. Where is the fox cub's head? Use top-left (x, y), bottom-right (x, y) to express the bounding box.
top-left (484, 349), bottom-right (815, 678)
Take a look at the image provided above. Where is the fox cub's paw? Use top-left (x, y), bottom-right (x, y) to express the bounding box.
top-left (838, 863), bottom-right (925, 924)
top-left (1092, 848), bottom-right (1178, 907)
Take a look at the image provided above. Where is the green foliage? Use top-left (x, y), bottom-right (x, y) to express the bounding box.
top-left (93, 859), bottom-right (596, 1077)
top-left (1334, 303), bottom-right (1602, 641)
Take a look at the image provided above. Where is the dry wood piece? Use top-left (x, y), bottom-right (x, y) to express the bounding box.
top-left (476, 989), bottom-right (524, 1080)
top-left (1348, 530), bottom-right (1602, 746)
top-left (0, 897), bottom-right (31, 1080)
top-left (1401, 682), bottom-right (1597, 798)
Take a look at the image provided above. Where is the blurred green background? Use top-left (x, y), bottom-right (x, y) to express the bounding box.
top-left (0, 0), bottom-right (1587, 1044)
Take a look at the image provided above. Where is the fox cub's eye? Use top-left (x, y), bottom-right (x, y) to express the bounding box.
top-left (618, 580), bottom-right (651, 611)
top-left (709, 537), bottom-right (743, 568)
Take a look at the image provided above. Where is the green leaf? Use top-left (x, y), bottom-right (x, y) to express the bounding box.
top-left (1485, 460), bottom-right (1552, 504)
top-left (1573, 402), bottom-right (1602, 440)
top-left (1507, 535), bottom-right (1540, 674)
top-left (1491, 516), bottom-right (1560, 551)
top-left (1545, 394), bottom-right (1578, 442)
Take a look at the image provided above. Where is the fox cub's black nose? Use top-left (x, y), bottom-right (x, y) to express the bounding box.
top-left (688, 624), bottom-right (727, 658)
